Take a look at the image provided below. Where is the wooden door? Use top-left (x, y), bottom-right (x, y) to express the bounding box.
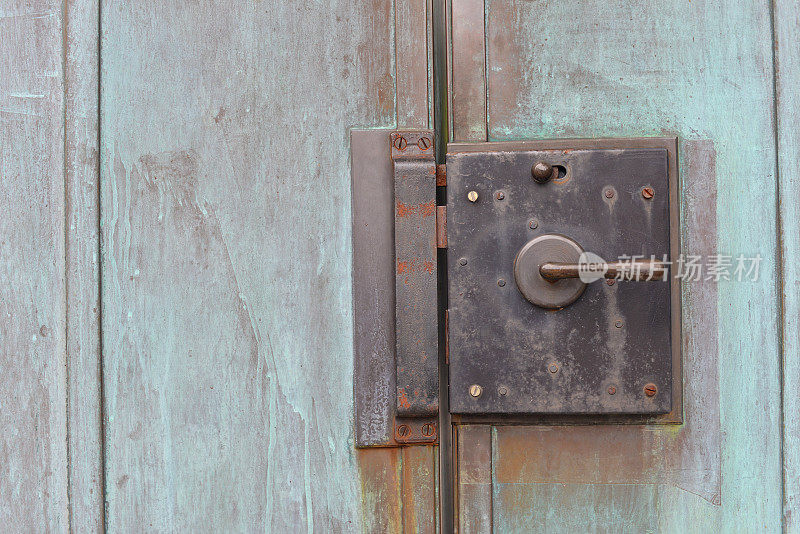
top-left (2, 0), bottom-right (440, 531)
top-left (449, 0), bottom-right (797, 531)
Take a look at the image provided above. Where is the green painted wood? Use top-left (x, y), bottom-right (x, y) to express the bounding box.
top-left (470, 0), bottom-right (783, 529)
top-left (99, 0), bottom-right (439, 530)
top-left (0, 1), bottom-right (69, 530)
top-left (65, 0), bottom-right (104, 531)
top-left (774, 0), bottom-right (800, 528)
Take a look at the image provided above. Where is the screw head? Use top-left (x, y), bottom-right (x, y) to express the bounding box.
top-left (614, 320), bottom-right (623, 329)
top-left (420, 423), bottom-right (436, 437)
top-left (644, 383), bottom-right (658, 397)
top-left (548, 363), bottom-right (559, 374)
top-left (642, 186), bottom-right (655, 199)
top-left (528, 219), bottom-right (539, 230)
top-left (469, 384), bottom-right (483, 398)
top-left (495, 191), bottom-right (505, 200)
top-left (497, 279), bottom-right (506, 287)
top-left (467, 190), bottom-right (479, 202)
top-left (604, 188), bottom-right (615, 199)
top-left (396, 424), bottom-right (411, 438)
top-left (498, 386), bottom-right (509, 396)
top-left (393, 135), bottom-right (407, 150)
top-left (417, 136), bottom-right (431, 150)
top-left (606, 279), bottom-right (615, 286)
top-left (532, 161), bottom-right (553, 183)
top-left (459, 257), bottom-right (468, 266)
top-left (608, 386), bottom-right (617, 395)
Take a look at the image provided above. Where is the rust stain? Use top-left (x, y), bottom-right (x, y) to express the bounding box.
top-left (396, 202), bottom-right (414, 218)
top-left (419, 200), bottom-right (436, 217)
top-left (397, 388), bottom-right (411, 409)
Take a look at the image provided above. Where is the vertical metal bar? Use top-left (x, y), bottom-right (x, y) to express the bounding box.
top-left (392, 131), bottom-right (439, 417)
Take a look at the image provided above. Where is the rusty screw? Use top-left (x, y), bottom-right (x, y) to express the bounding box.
top-left (396, 424), bottom-right (411, 438)
top-left (548, 363), bottom-right (559, 374)
top-left (528, 219), bottom-right (539, 230)
top-left (608, 386), bottom-right (617, 395)
top-left (604, 188), bottom-right (615, 199)
top-left (644, 383), bottom-right (658, 397)
top-left (420, 423), bottom-right (436, 437)
top-left (642, 186), bottom-right (655, 200)
top-left (467, 190), bottom-right (479, 203)
top-left (469, 384), bottom-right (483, 398)
top-left (393, 135), bottom-right (407, 150)
top-left (417, 136), bottom-right (431, 150)
top-left (496, 191), bottom-right (505, 200)
top-left (606, 279), bottom-right (615, 286)
top-left (532, 161), bottom-right (553, 183)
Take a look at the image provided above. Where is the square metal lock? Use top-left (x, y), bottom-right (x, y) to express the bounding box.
top-left (446, 138), bottom-right (680, 417)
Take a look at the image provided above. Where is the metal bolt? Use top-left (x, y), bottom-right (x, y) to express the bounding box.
top-left (528, 219), bottom-right (539, 230)
top-left (608, 386), bottom-right (617, 395)
top-left (393, 135), bottom-right (407, 150)
top-left (604, 188), bottom-right (614, 199)
top-left (548, 363), bottom-right (559, 374)
top-left (396, 424), bottom-right (411, 438)
top-left (420, 423), bottom-right (436, 437)
top-left (532, 161), bottom-right (553, 183)
top-left (498, 386), bottom-right (509, 396)
top-left (469, 384), bottom-right (483, 397)
top-left (417, 136), bottom-right (431, 150)
top-left (642, 186), bottom-right (655, 200)
top-left (467, 190), bottom-right (479, 202)
top-left (495, 191), bottom-right (505, 200)
top-left (615, 320), bottom-right (623, 329)
top-left (644, 383), bottom-right (658, 397)
top-left (606, 279), bottom-right (615, 286)
top-left (497, 279), bottom-right (506, 287)
top-left (459, 257), bottom-right (468, 266)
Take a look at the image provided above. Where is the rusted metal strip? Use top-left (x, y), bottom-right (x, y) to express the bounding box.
top-left (436, 163), bottom-right (447, 186)
top-left (436, 206), bottom-right (447, 248)
top-left (391, 130), bottom-right (439, 418)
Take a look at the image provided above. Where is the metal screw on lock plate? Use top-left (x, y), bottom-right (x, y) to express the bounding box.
top-left (514, 234), bottom-right (669, 309)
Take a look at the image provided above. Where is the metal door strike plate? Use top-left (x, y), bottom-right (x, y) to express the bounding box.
top-left (447, 138), bottom-right (681, 419)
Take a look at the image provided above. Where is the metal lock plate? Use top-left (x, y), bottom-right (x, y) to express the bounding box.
top-left (447, 138), bottom-right (680, 416)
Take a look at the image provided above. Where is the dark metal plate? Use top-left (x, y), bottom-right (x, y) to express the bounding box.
top-left (447, 139), bottom-right (679, 415)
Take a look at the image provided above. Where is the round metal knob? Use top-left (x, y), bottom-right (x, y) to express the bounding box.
top-left (513, 234), bottom-right (586, 309)
top-left (531, 161), bottom-right (554, 183)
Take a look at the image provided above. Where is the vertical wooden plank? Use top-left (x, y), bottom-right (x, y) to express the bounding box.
top-left (99, 0), bottom-right (397, 530)
top-left (450, 0), bottom-right (486, 141)
top-left (457, 425), bottom-right (492, 533)
top-left (402, 446), bottom-right (438, 533)
top-left (480, 0), bottom-right (781, 529)
top-left (0, 0), bottom-right (68, 530)
top-left (358, 448), bottom-right (404, 532)
top-left (773, 0), bottom-right (800, 528)
top-left (65, 0), bottom-right (104, 530)
top-left (396, 0), bottom-right (430, 128)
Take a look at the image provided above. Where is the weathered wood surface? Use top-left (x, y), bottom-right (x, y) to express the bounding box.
top-left (774, 0), bottom-right (800, 528)
top-left (449, 0), bottom-right (783, 529)
top-left (65, 0), bottom-right (104, 531)
top-left (100, 0), bottom-right (436, 532)
top-left (0, 1), bottom-right (69, 530)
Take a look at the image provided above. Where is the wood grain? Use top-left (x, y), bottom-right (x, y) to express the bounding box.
top-left (478, 0), bottom-right (782, 529)
top-left (773, 0), bottom-right (800, 529)
top-left (0, 1), bottom-right (69, 530)
top-left (99, 0), bottom-right (438, 530)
